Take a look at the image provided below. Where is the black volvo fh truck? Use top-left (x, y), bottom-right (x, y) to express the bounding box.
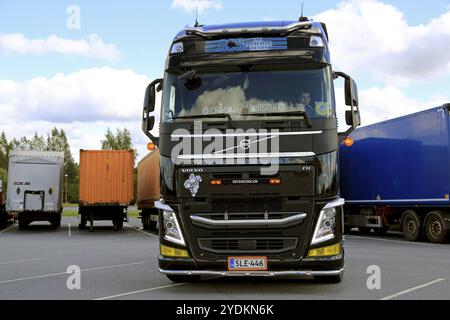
top-left (142, 19), bottom-right (361, 283)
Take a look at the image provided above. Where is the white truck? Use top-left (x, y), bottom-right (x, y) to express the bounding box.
top-left (6, 151), bottom-right (64, 229)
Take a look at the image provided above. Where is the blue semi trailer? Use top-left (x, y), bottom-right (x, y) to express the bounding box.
top-left (340, 104), bottom-right (450, 243)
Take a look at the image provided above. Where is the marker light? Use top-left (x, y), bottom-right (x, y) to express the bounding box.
top-left (171, 42), bottom-right (184, 54)
top-left (269, 178), bottom-right (281, 185)
top-left (310, 36), bottom-right (324, 48)
top-left (211, 180), bottom-right (222, 185)
top-left (343, 137), bottom-right (354, 147)
top-left (147, 143), bottom-right (156, 151)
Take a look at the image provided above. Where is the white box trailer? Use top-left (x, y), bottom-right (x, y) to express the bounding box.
top-left (6, 151), bottom-right (64, 229)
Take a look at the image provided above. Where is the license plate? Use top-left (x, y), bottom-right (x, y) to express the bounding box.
top-left (228, 257), bottom-right (268, 271)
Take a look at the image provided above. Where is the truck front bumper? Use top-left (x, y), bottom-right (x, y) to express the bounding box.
top-left (159, 268), bottom-right (345, 278)
top-left (159, 253), bottom-right (344, 278)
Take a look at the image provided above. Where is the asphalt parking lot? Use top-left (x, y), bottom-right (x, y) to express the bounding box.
top-left (0, 213), bottom-right (449, 300)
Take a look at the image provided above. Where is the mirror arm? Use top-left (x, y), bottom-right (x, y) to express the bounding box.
top-left (338, 127), bottom-right (356, 143)
top-left (146, 132), bottom-right (160, 146)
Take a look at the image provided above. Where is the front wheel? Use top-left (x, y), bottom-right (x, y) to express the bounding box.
top-left (425, 211), bottom-right (447, 244)
top-left (166, 275), bottom-right (201, 283)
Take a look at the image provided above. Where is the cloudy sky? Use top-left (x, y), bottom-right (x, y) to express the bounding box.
top-left (1, 0), bottom-right (450, 162)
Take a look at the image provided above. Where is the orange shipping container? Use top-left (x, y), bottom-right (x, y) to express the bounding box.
top-left (79, 150), bottom-right (134, 205)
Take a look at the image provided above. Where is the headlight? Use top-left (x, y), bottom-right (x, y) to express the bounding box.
top-left (171, 42), bottom-right (184, 54)
top-left (310, 35), bottom-right (324, 48)
top-left (311, 199), bottom-right (344, 245)
top-left (163, 210), bottom-right (186, 246)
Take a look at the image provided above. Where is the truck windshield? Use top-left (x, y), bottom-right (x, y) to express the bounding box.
top-left (161, 66), bottom-right (334, 122)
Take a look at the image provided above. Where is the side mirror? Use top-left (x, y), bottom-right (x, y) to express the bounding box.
top-left (334, 71), bottom-right (361, 141)
top-left (144, 79), bottom-right (163, 113)
top-left (142, 78), bottom-right (163, 143)
top-left (346, 110), bottom-right (361, 127)
top-left (345, 78), bottom-right (358, 108)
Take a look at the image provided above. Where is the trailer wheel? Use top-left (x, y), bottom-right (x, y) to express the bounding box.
top-left (166, 275), bottom-right (201, 283)
top-left (89, 217), bottom-right (94, 232)
top-left (425, 211), bottom-right (447, 244)
top-left (116, 218), bottom-right (123, 230)
top-left (18, 220), bottom-right (29, 230)
top-left (401, 210), bottom-right (421, 242)
top-left (79, 217), bottom-right (87, 230)
top-left (148, 220), bottom-right (157, 231)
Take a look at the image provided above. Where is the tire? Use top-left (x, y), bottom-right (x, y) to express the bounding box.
top-left (79, 216), bottom-right (87, 230)
top-left (148, 220), bottom-right (157, 231)
top-left (113, 218), bottom-right (118, 231)
top-left (142, 215), bottom-right (148, 230)
top-left (51, 216), bottom-right (61, 229)
top-left (425, 211), bottom-right (448, 244)
top-left (315, 274), bottom-right (343, 284)
top-left (373, 226), bottom-right (389, 235)
top-left (166, 275), bottom-right (201, 283)
top-left (116, 218), bottom-right (123, 230)
top-left (401, 210), bottom-right (421, 242)
top-left (358, 227), bottom-right (372, 235)
top-left (18, 220), bottom-right (29, 230)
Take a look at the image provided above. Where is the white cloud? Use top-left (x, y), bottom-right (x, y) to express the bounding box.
top-left (314, 0), bottom-right (450, 85)
top-left (0, 68), bottom-right (160, 163)
top-left (0, 68), bottom-right (150, 123)
top-left (0, 33), bottom-right (121, 61)
top-left (171, 0), bottom-right (223, 14)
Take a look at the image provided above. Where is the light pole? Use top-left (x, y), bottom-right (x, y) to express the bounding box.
top-left (65, 174), bottom-right (68, 204)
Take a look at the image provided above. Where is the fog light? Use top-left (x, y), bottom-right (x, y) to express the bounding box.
top-left (307, 243), bottom-right (342, 257)
top-left (161, 245), bottom-right (190, 258)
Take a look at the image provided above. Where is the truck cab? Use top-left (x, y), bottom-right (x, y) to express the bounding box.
top-left (142, 19), bottom-right (360, 283)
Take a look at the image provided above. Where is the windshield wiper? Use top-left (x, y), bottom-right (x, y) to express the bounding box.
top-left (171, 113), bottom-right (235, 129)
top-left (242, 111), bottom-right (313, 128)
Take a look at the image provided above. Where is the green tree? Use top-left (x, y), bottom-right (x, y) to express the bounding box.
top-left (10, 133), bottom-right (46, 151)
top-left (101, 128), bottom-right (133, 150)
top-left (46, 128), bottom-right (79, 203)
top-left (0, 131), bottom-right (11, 171)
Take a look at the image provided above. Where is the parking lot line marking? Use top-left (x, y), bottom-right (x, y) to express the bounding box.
top-left (380, 278), bottom-right (446, 300)
top-left (125, 224), bottom-right (159, 239)
top-left (94, 283), bottom-right (187, 300)
top-left (0, 260), bottom-right (152, 285)
top-left (347, 235), bottom-right (435, 246)
top-left (68, 224), bottom-right (71, 237)
top-left (0, 225), bottom-right (17, 234)
top-left (0, 258), bottom-right (44, 265)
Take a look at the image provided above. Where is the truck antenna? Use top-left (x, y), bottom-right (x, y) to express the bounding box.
top-left (299, 2), bottom-right (309, 22)
top-left (194, 7), bottom-right (200, 27)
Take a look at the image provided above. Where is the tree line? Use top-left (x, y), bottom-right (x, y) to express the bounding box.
top-left (0, 128), bottom-right (136, 203)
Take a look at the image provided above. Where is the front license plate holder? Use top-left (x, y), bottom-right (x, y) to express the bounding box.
top-left (228, 257), bottom-right (268, 271)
